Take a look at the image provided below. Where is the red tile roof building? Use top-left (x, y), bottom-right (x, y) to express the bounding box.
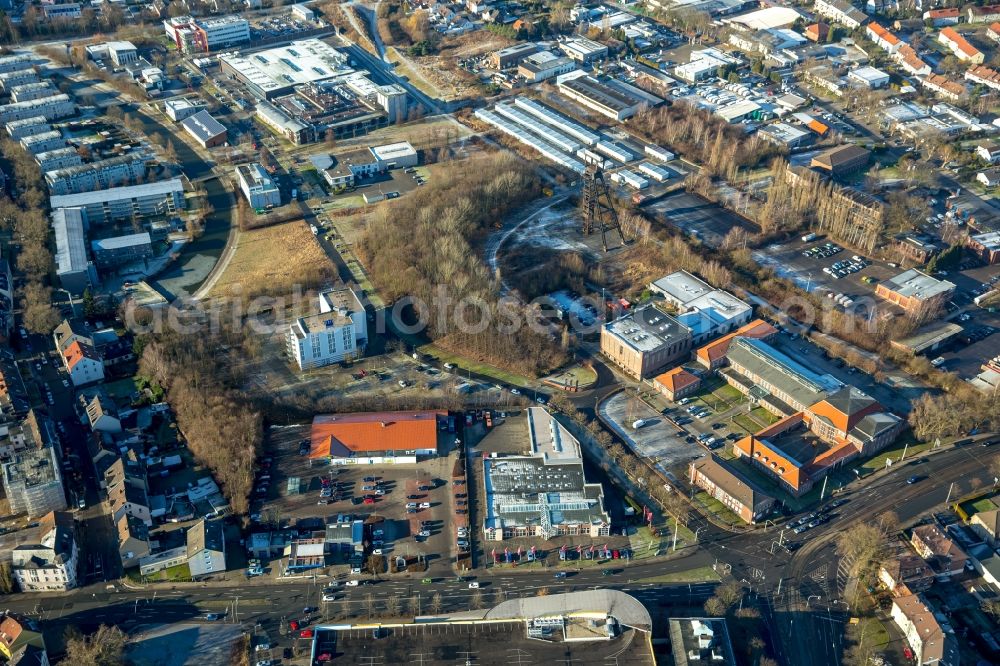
top-left (310, 411), bottom-right (445, 461)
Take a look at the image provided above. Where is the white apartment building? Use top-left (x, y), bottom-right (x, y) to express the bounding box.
top-left (0, 69), bottom-right (37, 92)
top-left (10, 82), bottom-right (57, 104)
top-left (12, 511), bottom-right (78, 592)
top-left (287, 288), bottom-right (368, 370)
top-left (36, 147), bottom-right (82, 173)
top-left (0, 53), bottom-right (33, 75)
top-left (164, 15), bottom-right (250, 53)
top-left (5, 116), bottom-right (48, 140)
top-left (50, 179), bottom-right (185, 224)
top-left (0, 94), bottom-right (76, 123)
top-left (20, 131), bottom-right (64, 156)
top-left (236, 163), bottom-right (281, 209)
top-left (45, 154), bottom-right (146, 195)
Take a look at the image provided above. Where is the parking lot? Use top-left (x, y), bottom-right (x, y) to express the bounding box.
top-left (255, 424), bottom-right (461, 576)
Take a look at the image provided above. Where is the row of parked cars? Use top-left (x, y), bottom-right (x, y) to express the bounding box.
top-left (803, 242), bottom-right (843, 259)
top-left (823, 255), bottom-right (869, 280)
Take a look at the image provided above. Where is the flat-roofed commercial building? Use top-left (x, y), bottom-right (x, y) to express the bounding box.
top-left (50, 179), bottom-right (185, 224)
top-left (287, 288), bottom-right (367, 370)
top-left (309, 410), bottom-right (445, 464)
top-left (559, 37), bottom-right (609, 63)
top-left (45, 154), bottom-right (147, 195)
top-left (968, 230), bottom-right (1000, 264)
top-left (689, 454), bottom-right (775, 524)
top-left (491, 42), bottom-right (540, 69)
top-left (875, 268), bottom-right (955, 316)
top-left (649, 271), bottom-right (753, 345)
top-left (236, 163), bottom-right (281, 209)
top-left (600, 303), bottom-right (692, 379)
top-left (518, 51), bottom-right (577, 82)
top-left (483, 407), bottom-right (611, 541)
top-left (90, 232), bottom-right (153, 269)
top-left (52, 207), bottom-right (96, 295)
top-left (557, 74), bottom-right (646, 121)
top-left (219, 39), bottom-right (351, 99)
top-left (254, 100), bottom-right (314, 145)
top-left (164, 98), bottom-right (206, 122)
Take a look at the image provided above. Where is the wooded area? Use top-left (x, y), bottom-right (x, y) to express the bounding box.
top-left (138, 329), bottom-right (262, 515)
top-left (358, 153), bottom-right (568, 376)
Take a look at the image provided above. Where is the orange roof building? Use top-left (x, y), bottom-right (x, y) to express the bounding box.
top-left (805, 22), bottom-right (829, 43)
top-left (807, 119), bottom-right (830, 136)
top-left (652, 367), bottom-right (701, 401)
top-left (310, 411), bottom-right (445, 461)
top-left (695, 319), bottom-right (778, 370)
top-left (60, 339), bottom-right (103, 386)
top-left (866, 22), bottom-right (901, 53)
top-left (938, 27), bottom-right (984, 63)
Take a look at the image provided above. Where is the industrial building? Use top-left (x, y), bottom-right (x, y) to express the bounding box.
top-left (0, 94), bottom-right (76, 123)
top-left (513, 98), bottom-right (599, 146)
top-left (219, 39), bottom-right (351, 99)
top-left (482, 407), bottom-right (611, 541)
top-left (50, 179), bottom-right (185, 224)
top-left (90, 233), bottom-right (154, 269)
top-left (181, 109), bottom-right (227, 149)
top-left (518, 51), bottom-right (577, 83)
top-left (695, 319), bottom-right (778, 370)
top-left (600, 303), bottom-right (693, 379)
top-left (287, 288), bottom-right (367, 370)
top-left (45, 154), bottom-right (147, 195)
top-left (5, 116), bottom-right (48, 140)
top-left (2, 445), bottom-right (66, 519)
top-left (35, 147), bottom-right (81, 173)
top-left (491, 43), bottom-right (540, 69)
top-left (875, 269), bottom-right (956, 316)
top-left (254, 100), bottom-right (314, 144)
top-left (163, 15), bottom-right (250, 54)
top-left (649, 271), bottom-right (753, 345)
top-left (809, 144), bottom-right (871, 176)
top-left (556, 73), bottom-right (651, 121)
top-left (475, 109), bottom-right (585, 174)
top-left (309, 410), bottom-right (444, 463)
top-left (559, 37), bottom-right (609, 63)
top-left (236, 163), bottom-right (281, 209)
top-left (494, 103), bottom-right (582, 153)
top-left (52, 207), bottom-right (96, 295)
top-left (313, 141), bottom-right (418, 187)
top-left (10, 82), bottom-right (57, 104)
top-left (164, 98), bottom-right (206, 122)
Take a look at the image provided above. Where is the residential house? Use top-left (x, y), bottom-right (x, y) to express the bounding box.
top-left (920, 74), bottom-right (966, 102)
top-left (689, 454), bottom-right (775, 524)
top-left (59, 340), bottom-right (104, 387)
top-left (106, 456), bottom-right (151, 526)
top-left (879, 546), bottom-right (934, 595)
top-left (0, 614), bottom-right (45, 661)
top-left (970, 507), bottom-right (1000, 547)
top-left (922, 8), bottom-right (960, 26)
top-left (83, 393), bottom-right (121, 433)
top-left (11, 511), bottom-right (78, 592)
top-left (938, 27), bottom-right (984, 63)
top-left (968, 4), bottom-right (1000, 23)
top-left (977, 141), bottom-right (1000, 163)
top-left (187, 518), bottom-right (227, 577)
top-left (966, 64), bottom-right (1000, 91)
top-left (895, 45), bottom-right (931, 76)
top-left (652, 367), bottom-right (701, 402)
top-left (989, 22), bottom-right (1000, 43)
top-left (890, 593), bottom-right (960, 666)
top-left (978, 169), bottom-right (1000, 188)
top-left (804, 22), bottom-right (829, 42)
top-left (116, 512), bottom-right (151, 569)
top-left (813, 0), bottom-right (867, 29)
top-left (866, 23), bottom-right (900, 54)
top-left (910, 524), bottom-right (968, 578)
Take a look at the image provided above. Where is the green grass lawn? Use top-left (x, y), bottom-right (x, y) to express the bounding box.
top-left (328, 194), bottom-right (365, 211)
top-left (103, 377), bottom-right (138, 400)
top-left (856, 434), bottom-right (930, 474)
top-left (418, 344), bottom-right (534, 387)
top-left (632, 565), bottom-right (721, 584)
top-left (732, 413), bottom-right (760, 434)
top-left (966, 496), bottom-right (999, 515)
top-left (694, 491), bottom-right (743, 526)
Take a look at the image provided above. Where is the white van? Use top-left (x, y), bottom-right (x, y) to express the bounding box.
top-left (632, 418), bottom-right (651, 430)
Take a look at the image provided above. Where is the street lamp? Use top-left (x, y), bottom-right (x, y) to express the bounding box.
top-left (807, 595), bottom-right (821, 605)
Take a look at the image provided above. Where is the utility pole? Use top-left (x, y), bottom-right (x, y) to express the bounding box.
top-left (899, 441), bottom-right (909, 462)
top-left (820, 476), bottom-right (828, 502)
top-left (945, 482), bottom-right (955, 506)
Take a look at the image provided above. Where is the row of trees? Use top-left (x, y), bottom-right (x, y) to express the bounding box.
top-left (137, 327), bottom-right (263, 515)
top-left (0, 136), bottom-right (62, 333)
top-left (357, 152), bottom-right (568, 377)
top-left (630, 101), bottom-right (782, 180)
